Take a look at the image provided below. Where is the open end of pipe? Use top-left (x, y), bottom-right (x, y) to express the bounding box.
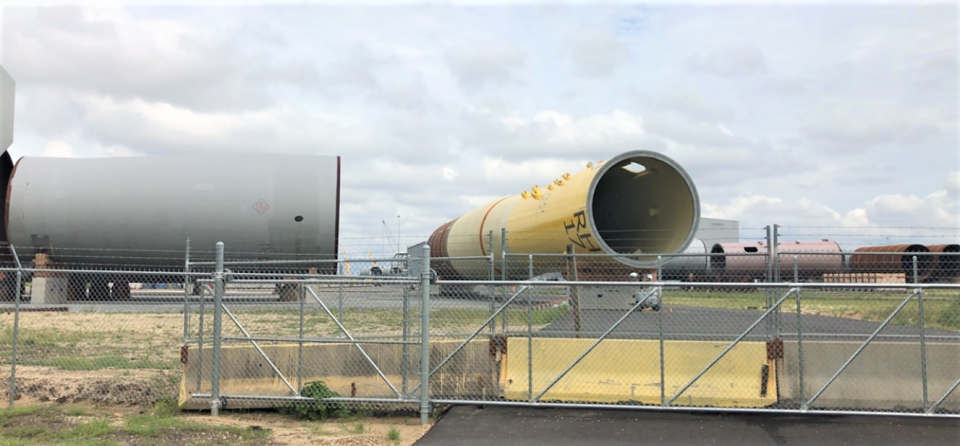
top-left (587, 151), bottom-right (700, 267)
top-left (710, 244), bottom-right (726, 271)
top-left (941, 245), bottom-right (960, 277)
top-left (900, 244), bottom-right (933, 280)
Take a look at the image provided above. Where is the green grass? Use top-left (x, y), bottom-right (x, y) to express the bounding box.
top-left (661, 289), bottom-right (960, 332)
top-left (346, 421), bottom-right (366, 434)
top-left (0, 405), bottom-right (46, 422)
top-left (0, 327), bottom-right (82, 347)
top-left (310, 422), bottom-right (332, 436)
top-left (0, 401), bottom-right (270, 446)
top-left (69, 419), bottom-right (114, 438)
top-left (387, 426), bottom-right (401, 445)
top-left (64, 406), bottom-right (86, 417)
top-left (19, 355), bottom-right (174, 371)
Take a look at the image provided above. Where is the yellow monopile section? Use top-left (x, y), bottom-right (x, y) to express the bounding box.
top-left (428, 151), bottom-right (700, 280)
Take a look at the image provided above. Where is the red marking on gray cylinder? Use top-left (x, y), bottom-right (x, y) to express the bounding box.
top-left (253, 199), bottom-right (270, 215)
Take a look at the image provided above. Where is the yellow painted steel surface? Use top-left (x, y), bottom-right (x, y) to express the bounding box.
top-left (445, 162), bottom-right (612, 277)
top-left (432, 151), bottom-right (701, 280)
top-left (501, 338), bottom-right (777, 408)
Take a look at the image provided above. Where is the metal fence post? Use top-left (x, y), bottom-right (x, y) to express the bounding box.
top-left (764, 225), bottom-right (773, 338)
top-left (183, 237), bottom-right (191, 344)
top-left (658, 255), bottom-right (665, 407)
top-left (402, 280), bottom-right (409, 395)
top-left (197, 273), bottom-right (205, 394)
top-left (487, 230), bottom-right (495, 393)
top-left (773, 224), bottom-right (781, 336)
top-left (8, 244), bottom-right (22, 409)
top-left (528, 254), bottom-right (533, 403)
top-left (338, 270), bottom-right (344, 327)
top-left (501, 228), bottom-right (507, 335)
top-left (794, 256), bottom-right (804, 401)
top-left (419, 244), bottom-right (432, 424)
top-left (501, 228), bottom-right (507, 281)
top-left (488, 230), bottom-right (495, 336)
top-left (566, 245), bottom-right (581, 338)
top-left (488, 230), bottom-right (495, 281)
top-left (915, 256), bottom-right (928, 410)
top-left (211, 242), bottom-right (224, 416)
top-left (298, 279), bottom-right (305, 395)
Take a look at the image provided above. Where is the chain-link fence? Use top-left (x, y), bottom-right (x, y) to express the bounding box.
top-left (2, 228), bottom-right (959, 422)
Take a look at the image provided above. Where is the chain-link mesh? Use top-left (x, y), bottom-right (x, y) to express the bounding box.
top-left (0, 247), bottom-right (192, 409)
top-left (2, 231), bottom-right (958, 418)
top-left (181, 255), bottom-right (424, 415)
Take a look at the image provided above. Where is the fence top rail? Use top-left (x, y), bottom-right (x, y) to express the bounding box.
top-left (502, 251), bottom-right (960, 258)
top-left (188, 258), bottom-right (340, 266)
top-left (197, 278), bottom-right (420, 284)
top-left (431, 256), bottom-right (491, 261)
top-left (436, 280), bottom-right (960, 289)
top-left (189, 256), bottom-right (415, 266)
top-left (8, 268), bottom-right (210, 276)
top-left (778, 251), bottom-right (960, 257)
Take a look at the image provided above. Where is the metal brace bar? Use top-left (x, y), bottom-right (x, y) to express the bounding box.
top-left (667, 288), bottom-right (797, 407)
top-left (408, 285), bottom-right (529, 395)
top-left (802, 289), bottom-right (920, 411)
top-left (928, 373), bottom-right (960, 414)
top-left (534, 287), bottom-right (660, 402)
top-left (220, 336), bottom-right (418, 345)
top-left (206, 284), bottom-right (298, 396)
top-left (306, 286), bottom-right (403, 398)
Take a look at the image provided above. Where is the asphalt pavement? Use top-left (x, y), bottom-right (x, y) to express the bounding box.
top-left (414, 405), bottom-right (960, 446)
top-left (540, 306), bottom-right (959, 341)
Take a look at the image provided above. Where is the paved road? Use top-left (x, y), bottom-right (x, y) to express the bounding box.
top-left (415, 405), bottom-right (960, 446)
top-left (541, 307), bottom-right (959, 341)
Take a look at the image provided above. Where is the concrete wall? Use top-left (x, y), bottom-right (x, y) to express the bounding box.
top-left (780, 340), bottom-right (960, 412)
top-left (179, 339), bottom-right (496, 410)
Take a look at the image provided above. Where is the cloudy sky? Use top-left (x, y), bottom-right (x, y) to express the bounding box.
top-left (1, 0), bottom-right (958, 257)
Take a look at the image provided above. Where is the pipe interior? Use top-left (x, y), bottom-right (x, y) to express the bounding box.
top-left (900, 245), bottom-right (933, 276)
top-left (942, 245), bottom-right (960, 272)
top-left (0, 151), bottom-right (11, 243)
top-left (710, 244), bottom-right (726, 271)
top-left (590, 156), bottom-right (696, 256)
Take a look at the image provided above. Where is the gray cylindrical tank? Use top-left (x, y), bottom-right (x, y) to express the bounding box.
top-left (5, 154), bottom-right (340, 266)
top-left (710, 240), bottom-right (843, 280)
top-left (660, 238), bottom-right (708, 280)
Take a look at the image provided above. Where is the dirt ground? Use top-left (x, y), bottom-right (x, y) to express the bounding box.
top-left (1, 366), bottom-right (434, 445)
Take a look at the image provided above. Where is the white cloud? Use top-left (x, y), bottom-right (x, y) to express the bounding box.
top-left (70, 93), bottom-right (370, 156)
top-left (649, 90), bottom-right (734, 122)
top-left (702, 171), bottom-right (960, 231)
top-left (564, 28), bottom-right (630, 78)
top-left (94, 143), bottom-right (140, 157)
top-left (442, 167), bottom-right (457, 180)
top-left (482, 156), bottom-right (588, 185)
top-left (800, 108), bottom-right (942, 148)
top-left (41, 140), bottom-right (75, 157)
top-left (685, 43), bottom-right (767, 78)
top-left (443, 40), bottom-right (525, 88)
top-left (2, 4), bottom-right (955, 255)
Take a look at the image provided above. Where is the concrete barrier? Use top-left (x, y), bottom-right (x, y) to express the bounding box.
top-left (779, 340), bottom-right (960, 412)
top-left (178, 339), bottom-right (495, 410)
top-left (501, 338), bottom-right (777, 408)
